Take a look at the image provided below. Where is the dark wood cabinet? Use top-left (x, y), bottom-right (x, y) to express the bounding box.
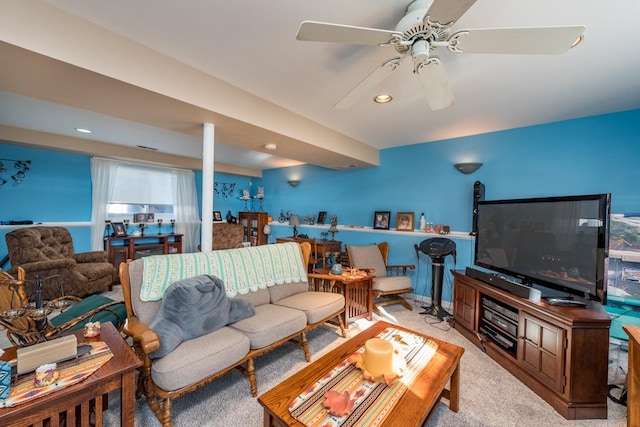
top-left (453, 278), bottom-right (477, 331)
top-left (238, 212), bottom-right (268, 246)
top-left (452, 270), bottom-right (610, 420)
top-left (104, 233), bottom-right (183, 270)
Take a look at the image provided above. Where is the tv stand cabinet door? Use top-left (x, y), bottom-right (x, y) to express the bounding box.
top-left (519, 312), bottom-right (566, 394)
top-left (453, 279), bottom-right (477, 331)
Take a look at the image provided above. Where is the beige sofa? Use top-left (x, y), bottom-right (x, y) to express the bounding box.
top-left (119, 242), bottom-right (345, 426)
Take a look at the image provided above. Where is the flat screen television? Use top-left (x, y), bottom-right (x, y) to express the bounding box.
top-left (474, 193), bottom-right (611, 303)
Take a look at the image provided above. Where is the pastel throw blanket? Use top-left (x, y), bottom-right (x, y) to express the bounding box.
top-left (140, 242), bottom-right (308, 301)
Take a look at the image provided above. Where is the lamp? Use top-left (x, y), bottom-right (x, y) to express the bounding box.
top-left (328, 216), bottom-right (339, 241)
top-left (454, 162), bottom-right (483, 174)
top-left (289, 214), bottom-right (301, 237)
top-left (288, 180), bottom-right (301, 187)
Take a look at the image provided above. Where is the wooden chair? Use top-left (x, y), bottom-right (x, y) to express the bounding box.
top-left (346, 242), bottom-right (415, 314)
top-left (0, 267), bottom-right (125, 346)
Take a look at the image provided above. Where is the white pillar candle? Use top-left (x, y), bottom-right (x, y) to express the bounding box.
top-left (364, 338), bottom-right (394, 378)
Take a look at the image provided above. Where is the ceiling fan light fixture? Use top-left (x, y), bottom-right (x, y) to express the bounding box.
top-left (570, 34), bottom-right (584, 48)
top-left (374, 94), bottom-right (393, 104)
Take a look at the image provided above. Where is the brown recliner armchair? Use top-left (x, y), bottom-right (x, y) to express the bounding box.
top-left (5, 226), bottom-right (116, 300)
top-left (212, 222), bottom-right (245, 250)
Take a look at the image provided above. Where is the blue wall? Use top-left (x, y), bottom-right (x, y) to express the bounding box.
top-left (2, 109), bottom-right (639, 303)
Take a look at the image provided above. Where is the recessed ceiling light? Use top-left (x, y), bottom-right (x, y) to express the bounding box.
top-left (374, 94), bottom-right (392, 104)
top-left (264, 143), bottom-right (277, 151)
top-left (75, 128), bottom-right (92, 134)
top-left (135, 145), bottom-right (158, 151)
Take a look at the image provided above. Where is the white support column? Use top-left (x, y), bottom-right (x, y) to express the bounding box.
top-left (201, 123), bottom-right (214, 252)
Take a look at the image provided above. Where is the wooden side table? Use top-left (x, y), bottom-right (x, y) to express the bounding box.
top-left (0, 322), bottom-right (141, 426)
top-left (104, 233), bottom-right (183, 270)
top-left (309, 268), bottom-right (373, 325)
top-left (624, 325), bottom-right (639, 427)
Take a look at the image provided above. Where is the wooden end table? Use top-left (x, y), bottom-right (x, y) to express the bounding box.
top-left (258, 320), bottom-right (464, 427)
top-left (309, 268), bottom-right (374, 324)
top-left (0, 322), bottom-right (141, 427)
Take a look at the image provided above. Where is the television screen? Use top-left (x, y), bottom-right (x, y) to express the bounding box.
top-left (474, 193), bottom-right (610, 303)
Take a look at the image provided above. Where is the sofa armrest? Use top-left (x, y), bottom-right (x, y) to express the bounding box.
top-left (123, 317), bottom-right (161, 354)
top-left (386, 264), bottom-right (415, 276)
top-left (73, 251), bottom-right (109, 263)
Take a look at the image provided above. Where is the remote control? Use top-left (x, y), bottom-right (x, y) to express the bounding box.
top-left (547, 298), bottom-right (587, 307)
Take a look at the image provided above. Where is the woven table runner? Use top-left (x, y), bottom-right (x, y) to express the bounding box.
top-left (0, 341), bottom-right (113, 408)
top-left (289, 327), bottom-right (438, 427)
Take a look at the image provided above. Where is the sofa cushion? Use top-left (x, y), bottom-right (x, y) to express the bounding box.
top-left (268, 281), bottom-right (309, 304)
top-left (151, 326), bottom-right (250, 391)
top-left (230, 304), bottom-right (306, 349)
top-left (373, 276), bottom-right (412, 292)
top-left (129, 259), bottom-right (162, 325)
top-left (274, 291), bottom-right (344, 324)
top-left (232, 288), bottom-right (270, 307)
top-left (348, 244), bottom-right (387, 277)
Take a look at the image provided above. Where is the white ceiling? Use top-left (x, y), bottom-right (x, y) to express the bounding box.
top-left (2, 0), bottom-right (640, 172)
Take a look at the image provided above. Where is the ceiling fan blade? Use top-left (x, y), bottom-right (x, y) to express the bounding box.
top-left (296, 21), bottom-right (402, 45)
top-left (449, 26), bottom-right (586, 54)
top-left (426, 0), bottom-right (477, 26)
top-left (335, 58), bottom-right (402, 110)
top-left (415, 58), bottom-right (455, 111)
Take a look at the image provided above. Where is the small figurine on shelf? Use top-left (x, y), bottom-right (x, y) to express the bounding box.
top-left (170, 219), bottom-right (176, 234)
top-left (157, 218), bottom-right (163, 235)
top-left (123, 219), bottom-right (130, 234)
top-left (104, 220), bottom-right (112, 238)
top-left (138, 222), bottom-right (146, 237)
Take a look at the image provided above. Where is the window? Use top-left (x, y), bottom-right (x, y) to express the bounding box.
top-left (107, 164), bottom-right (175, 222)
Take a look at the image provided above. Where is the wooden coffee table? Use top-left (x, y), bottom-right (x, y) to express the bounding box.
top-left (0, 322), bottom-right (141, 426)
top-left (258, 320), bottom-right (464, 426)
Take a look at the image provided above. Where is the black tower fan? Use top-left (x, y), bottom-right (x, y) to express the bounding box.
top-left (415, 237), bottom-right (456, 320)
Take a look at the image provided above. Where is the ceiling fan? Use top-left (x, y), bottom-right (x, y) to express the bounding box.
top-left (296, 0), bottom-right (585, 111)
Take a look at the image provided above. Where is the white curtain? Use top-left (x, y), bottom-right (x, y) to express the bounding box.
top-left (173, 168), bottom-right (201, 253)
top-left (90, 158), bottom-right (118, 251)
top-left (90, 158), bottom-right (201, 253)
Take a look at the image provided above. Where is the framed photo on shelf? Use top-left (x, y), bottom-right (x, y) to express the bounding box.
top-left (213, 211), bottom-right (223, 222)
top-left (111, 222), bottom-right (127, 237)
top-left (133, 213), bottom-right (146, 224)
top-left (373, 211), bottom-right (390, 230)
top-left (317, 211), bottom-right (327, 225)
top-left (396, 212), bottom-right (414, 231)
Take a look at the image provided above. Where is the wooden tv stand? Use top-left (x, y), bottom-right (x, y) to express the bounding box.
top-left (452, 270), bottom-right (611, 420)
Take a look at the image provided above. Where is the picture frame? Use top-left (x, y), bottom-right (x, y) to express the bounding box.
top-left (317, 211), bottom-right (327, 225)
top-left (396, 212), bottom-right (415, 231)
top-left (111, 221), bottom-right (127, 237)
top-left (133, 213), bottom-right (146, 224)
top-left (373, 211), bottom-right (391, 230)
top-left (213, 211), bottom-right (223, 222)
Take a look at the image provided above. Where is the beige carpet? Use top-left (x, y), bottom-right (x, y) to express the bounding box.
top-left (1, 288), bottom-right (628, 426)
top-left (96, 292), bottom-right (627, 427)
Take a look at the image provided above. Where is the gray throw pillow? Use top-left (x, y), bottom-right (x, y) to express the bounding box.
top-left (149, 275), bottom-right (255, 358)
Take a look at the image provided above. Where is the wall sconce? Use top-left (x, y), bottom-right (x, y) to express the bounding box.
top-left (0, 159), bottom-right (31, 187)
top-left (288, 180), bottom-right (301, 187)
top-left (289, 214), bottom-right (301, 237)
top-left (454, 162), bottom-right (483, 174)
